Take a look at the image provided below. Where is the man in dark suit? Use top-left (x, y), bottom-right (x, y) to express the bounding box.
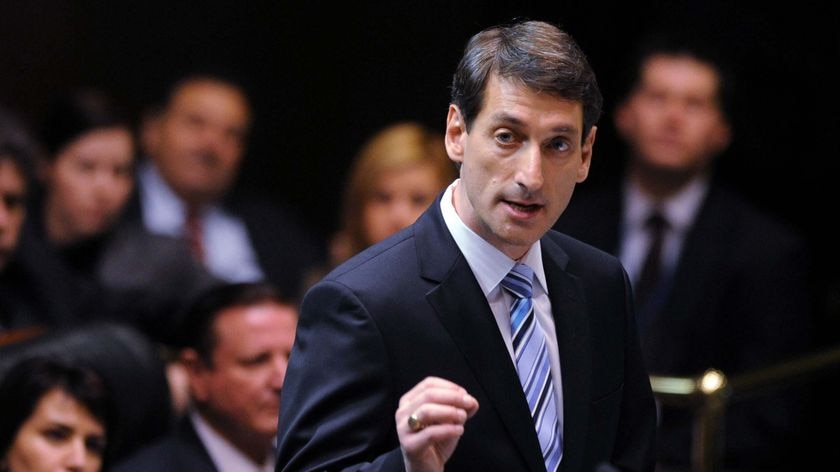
top-left (112, 282), bottom-right (298, 472)
top-left (553, 33), bottom-right (811, 470)
top-left (132, 74), bottom-right (322, 300)
top-left (276, 20), bottom-right (656, 472)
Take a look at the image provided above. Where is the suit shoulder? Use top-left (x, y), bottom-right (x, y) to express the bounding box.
top-left (711, 186), bottom-right (806, 252)
top-left (110, 437), bottom-right (178, 472)
top-left (545, 230), bottom-right (625, 274)
top-left (325, 225), bottom-right (417, 281)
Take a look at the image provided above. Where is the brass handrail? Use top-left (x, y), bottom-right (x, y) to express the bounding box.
top-left (649, 344), bottom-right (840, 472)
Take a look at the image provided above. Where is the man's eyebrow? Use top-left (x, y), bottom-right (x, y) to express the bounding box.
top-left (488, 112), bottom-right (525, 127)
top-left (488, 112), bottom-right (579, 135)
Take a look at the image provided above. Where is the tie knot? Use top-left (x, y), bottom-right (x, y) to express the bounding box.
top-left (501, 263), bottom-right (534, 300)
top-left (645, 211), bottom-right (669, 232)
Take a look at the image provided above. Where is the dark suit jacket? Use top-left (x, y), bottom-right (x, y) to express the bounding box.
top-left (111, 415), bottom-right (217, 472)
top-left (554, 178), bottom-right (812, 470)
top-left (275, 196), bottom-right (656, 472)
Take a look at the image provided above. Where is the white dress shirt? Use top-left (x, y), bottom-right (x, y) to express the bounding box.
top-left (137, 161), bottom-right (264, 282)
top-left (439, 179), bottom-right (564, 445)
top-left (618, 176), bottom-right (709, 286)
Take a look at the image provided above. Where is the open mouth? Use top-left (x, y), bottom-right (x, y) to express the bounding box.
top-left (506, 201), bottom-right (542, 214)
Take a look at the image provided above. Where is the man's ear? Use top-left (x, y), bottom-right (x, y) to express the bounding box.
top-left (613, 100), bottom-right (634, 141)
top-left (180, 348), bottom-right (209, 402)
top-left (445, 105), bottom-right (466, 166)
top-left (710, 119), bottom-right (732, 155)
top-left (577, 125), bottom-right (597, 183)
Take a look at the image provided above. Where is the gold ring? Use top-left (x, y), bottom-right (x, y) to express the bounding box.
top-left (407, 412), bottom-right (424, 432)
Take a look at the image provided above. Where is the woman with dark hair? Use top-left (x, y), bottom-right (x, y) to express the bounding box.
top-left (0, 356), bottom-right (109, 472)
top-left (12, 88), bottom-right (135, 328)
top-left (37, 88), bottom-right (135, 247)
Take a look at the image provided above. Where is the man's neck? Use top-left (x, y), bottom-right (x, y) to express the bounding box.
top-left (196, 408), bottom-right (273, 465)
top-left (627, 161), bottom-right (705, 201)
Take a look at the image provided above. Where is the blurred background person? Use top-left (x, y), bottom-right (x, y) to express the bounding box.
top-left (132, 74), bottom-right (324, 301)
top-left (328, 121), bottom-right (456, 267)
top-left (0, 106), bottom-right (51, 333)
top-left (36, 89), bottom-right (134, 254)
top-left (0, 355), bottom-right (109, 472)
top-left (0, 321), bottom-right (176, 468)
top-left (113, 281), bottom-right (298, 472)
top-left (554, 32), bottom-right (811, 471)
top-left (14, 88), bottom-right (135, 327)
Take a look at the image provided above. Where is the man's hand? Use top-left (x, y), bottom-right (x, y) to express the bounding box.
top-left (396, 376), bottom-right (479, 472)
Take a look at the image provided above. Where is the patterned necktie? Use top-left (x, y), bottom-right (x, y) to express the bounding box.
top-left (501, 263), bottom-right (563, 471)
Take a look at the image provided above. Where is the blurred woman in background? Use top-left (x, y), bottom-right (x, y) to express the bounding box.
top-left (330, 121), bottom-right (456, 266)
top-left (37, 89), bottom-right (135, 250)
top-left (0, 356), bottom-right (109, 472)
top-left (13, 88), bottom-right (135, 327)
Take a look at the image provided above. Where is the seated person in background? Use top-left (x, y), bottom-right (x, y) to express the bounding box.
top-left (0, 321), bottom-right (175, 467)
top-left (113, 281), bottom-right (298, 472)
top-left (0, 106), bottom-right (50, 332)
top-left (553, 31), bottom-right (811, 470)
top-left (132, 73), bottom-right (323, 301)
top-left (16, 88), bottom-right (215, 339)
top-left (0, 355), bottom-right (110, 472)
top-left (327, 121), bottom-right (456, 268)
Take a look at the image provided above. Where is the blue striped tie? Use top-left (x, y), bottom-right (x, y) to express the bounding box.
top-left (502, 263), bottom-right (563, 471)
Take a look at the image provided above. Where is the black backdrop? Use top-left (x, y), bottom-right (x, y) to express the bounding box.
top-left (3, 0), bottom-right (839, 323)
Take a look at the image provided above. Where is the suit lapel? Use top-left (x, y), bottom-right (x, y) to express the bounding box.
top-left (416, 201), bottom-right (546, 471)
top-left (542, 236), bottom-right (591, 472)
top-left (178, 416), bottom-right (220, 471)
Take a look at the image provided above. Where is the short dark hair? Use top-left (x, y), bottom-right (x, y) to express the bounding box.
top-left (450, 19), bottom-right (602, 141)
top-left (163, 71), bottom-right (252, 115)
top-left (0, 355), bottom-right (109, 458)
top-left (172, 282), bottom-right (286, 365)
top-left (0, 106), bottom-right (40, 186)
top-left (619, 30), bottom-right (734, 120)
top-left (40, 88), bottom-right (131, 159)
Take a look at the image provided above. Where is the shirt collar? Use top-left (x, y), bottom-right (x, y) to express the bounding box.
top-left (138, 161), bottom-right (189, 234)
top-left (190, 410), bottom-right (274, 472)
top-left (623, 175), bottom-right (709, 234)
top-left (439, 179), bottom-right (547, 296)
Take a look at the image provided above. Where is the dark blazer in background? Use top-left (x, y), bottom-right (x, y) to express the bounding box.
top-left (225, 191), bottom-right (325, 300)
top-left (111, 415), bottom-right (217, 472)
top-left (275, 195), bottom-right (656, 472)
top-left (554, 177), bottom-right (812, 470)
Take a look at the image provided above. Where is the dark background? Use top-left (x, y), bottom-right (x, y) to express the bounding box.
top-left (2, 1), bottom-right (839, 329)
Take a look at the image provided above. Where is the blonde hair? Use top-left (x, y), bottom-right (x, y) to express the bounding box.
top-left (339, 122), bottom-right (456, 260)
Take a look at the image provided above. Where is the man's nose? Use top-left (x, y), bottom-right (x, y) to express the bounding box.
top-left (515, 144), bottom-right (544, 192)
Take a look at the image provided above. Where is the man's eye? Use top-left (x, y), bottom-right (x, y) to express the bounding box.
top-left (495, 131), bottom-right (515, 144)
top-left (2, 194), bottom-right (23, 210)
top-left (549, 139), bottom-right (570, 152)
